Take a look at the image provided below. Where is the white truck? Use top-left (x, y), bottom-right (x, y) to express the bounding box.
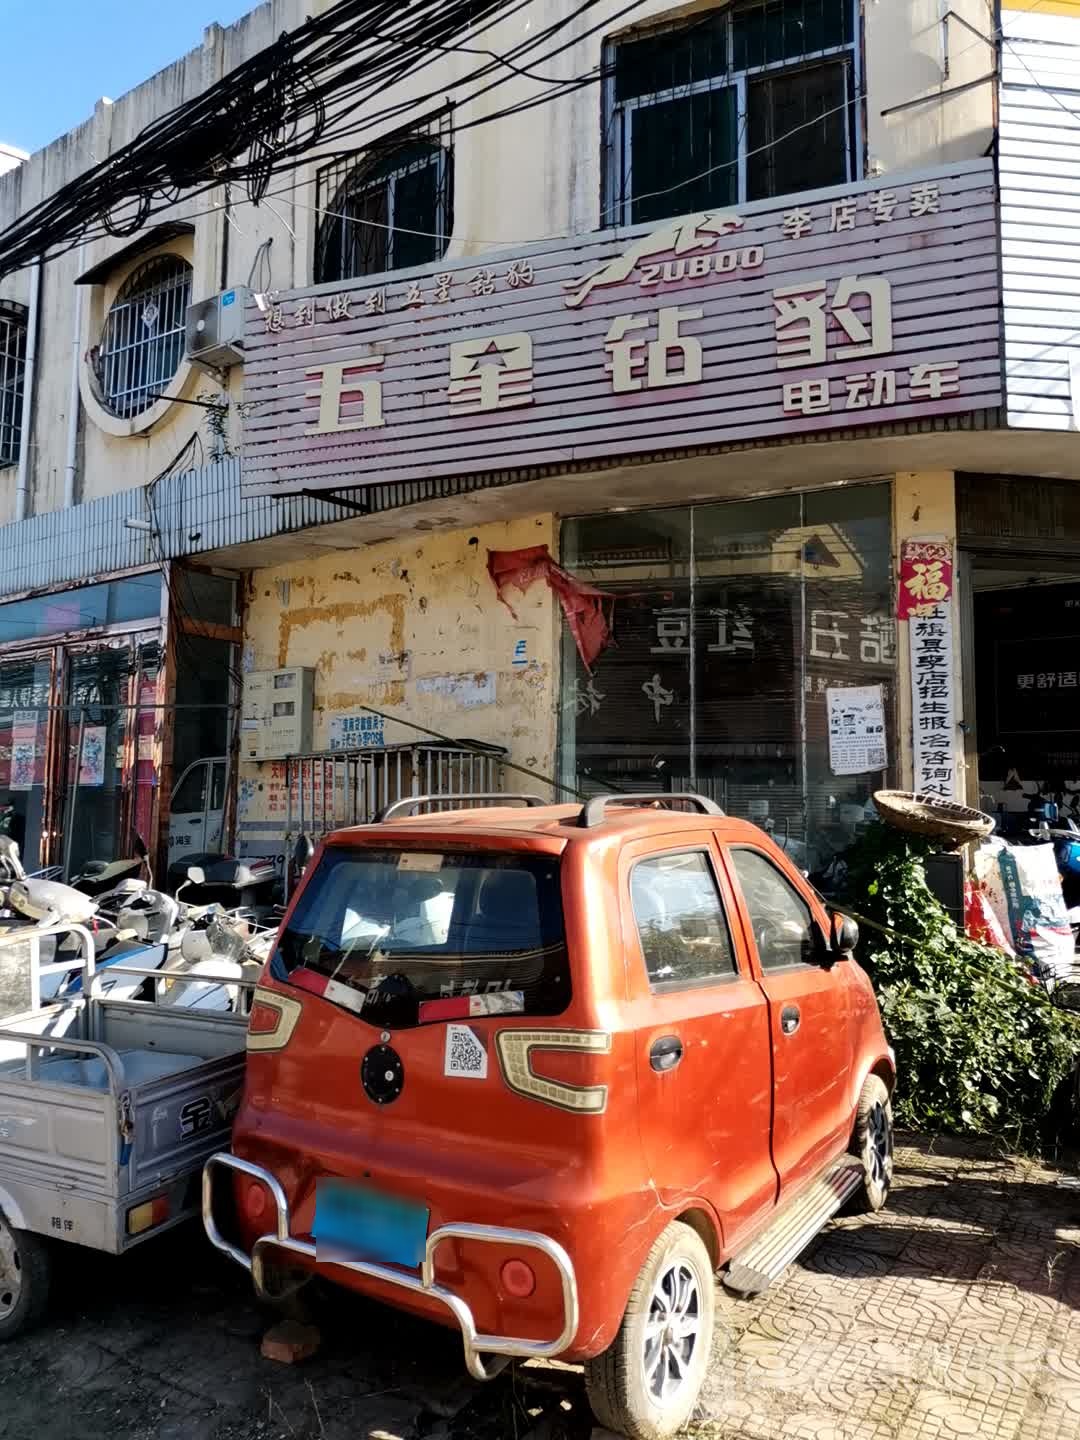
top-left (0, 926), bottom-right (250, 1338)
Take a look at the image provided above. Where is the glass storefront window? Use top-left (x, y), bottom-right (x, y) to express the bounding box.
top-left (560, 483), bottom-right (895, 882)
top-left (61, 646), bottom-right (133, 876)
top-left (0, 655), bottom-right (52, 869)
top-left (0, 575), bottom-right (161, 646)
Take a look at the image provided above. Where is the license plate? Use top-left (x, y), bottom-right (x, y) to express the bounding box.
top-left (313, 1180), bottom-right (429, 1268)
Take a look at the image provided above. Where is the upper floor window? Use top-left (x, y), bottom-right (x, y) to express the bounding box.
top-left (604, 0), bottom-right (859, 226)
top-left (93, 255), bottom-right (192, 420)
top-left (0, 300), bottom-right (27, 468)
top-left (315, 125), bottom-right (453, 284)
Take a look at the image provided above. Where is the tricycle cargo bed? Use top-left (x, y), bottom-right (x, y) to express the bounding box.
top-left (0, 985), bottom-right (247, 1256)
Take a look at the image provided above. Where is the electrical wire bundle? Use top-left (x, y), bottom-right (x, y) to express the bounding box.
top-left (0, 0), bottom-right (605, 279)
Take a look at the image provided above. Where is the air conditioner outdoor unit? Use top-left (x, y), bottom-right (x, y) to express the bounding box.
top-left (185, 286), bottom-right (250, 368)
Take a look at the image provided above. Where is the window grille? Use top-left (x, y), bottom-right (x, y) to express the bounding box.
top-left (0, 300), bottom-right (27, 468)
top-left (315, 117), bottom-right (454, 284)
top-left (94, 256), bottom-right (193, 419)
top-left (604, 0), bottom-right (860, 226)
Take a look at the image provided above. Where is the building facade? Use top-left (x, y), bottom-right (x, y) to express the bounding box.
top-left (0, 0), bottom-right (1077, 883)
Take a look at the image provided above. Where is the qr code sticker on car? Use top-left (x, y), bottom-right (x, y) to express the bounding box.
top-left (444, 1023), bottom-right (488, 1080)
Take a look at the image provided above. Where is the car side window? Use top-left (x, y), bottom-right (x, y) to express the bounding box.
top-left (172, 764), bottom-right (206, 814)
top-left (630, 851), bottom-right (738, 990)
top-left (730, 848), bottom-right (817, 971)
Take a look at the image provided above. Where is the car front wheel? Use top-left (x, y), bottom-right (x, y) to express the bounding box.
top-left (584, 1220), bottom-right (715, 1440)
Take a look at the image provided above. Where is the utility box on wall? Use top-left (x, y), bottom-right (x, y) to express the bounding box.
top-left (242, 668), bottom-right (314, 760)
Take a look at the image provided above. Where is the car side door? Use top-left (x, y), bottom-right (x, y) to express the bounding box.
top-left (724, 844), bottom-right (855, 1199)
top-left (168, 761), bottom-right (209, 862)
top-left (623, 835), bottom-right (778, 1253)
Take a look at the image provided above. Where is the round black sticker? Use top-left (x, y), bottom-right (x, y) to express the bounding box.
top-left (361, 1044), bottom-right (404, 1105)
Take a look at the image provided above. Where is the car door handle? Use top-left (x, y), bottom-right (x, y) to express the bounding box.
top-left (649, 1035), bottom-right (684, 1072)
top-left (780, 1004), bottom-right (801, 1036)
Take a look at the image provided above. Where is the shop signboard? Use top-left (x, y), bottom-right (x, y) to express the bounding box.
top-left (242, 160), bottom-right (1001, 497)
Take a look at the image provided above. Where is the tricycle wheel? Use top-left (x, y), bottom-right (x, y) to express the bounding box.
top-left (847, 1074), bottom-right (894, 1214)
top-left (584, 1220), bottom-right (715, 1440)
top-left (0, 1214), bottom-right (51, 1341)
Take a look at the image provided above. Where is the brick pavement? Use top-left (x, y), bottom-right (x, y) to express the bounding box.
top-left (0, 1137), bottom-right (1077, 1439)
top-left (694, 1137), bottom-right (1080, 1440)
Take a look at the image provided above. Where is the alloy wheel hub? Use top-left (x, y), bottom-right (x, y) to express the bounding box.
top-left (642, 1258), bottom-right (701, 1403)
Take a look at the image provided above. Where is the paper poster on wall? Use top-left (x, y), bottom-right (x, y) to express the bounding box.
top-left (329, 712), bottom-right (386, 751)
top-left (79, 727), bottom-right (107, 787)
top-left (416, 672), bottom-right (496, 708)
top-left (826, 686), bottom-right (886, 776)
top-left (910, 603), bottom-right (957, 800)
top-left (10, 712), bottom-right (37, 792)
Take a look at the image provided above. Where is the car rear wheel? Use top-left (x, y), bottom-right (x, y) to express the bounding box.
top-left (0, 1215), bottom-right (51, 1342)
top-left (584, 1220), bottom-right (715, 1440)
top-left (849, 1074), bottom-right (894, 1213)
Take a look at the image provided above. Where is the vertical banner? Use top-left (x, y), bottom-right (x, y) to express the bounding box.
top-left (9, 712), bottom-right (37, 792)
top-left (910, 603), bottom-right (957, 799)
top-left (135, 680), bottom-right (157, 848)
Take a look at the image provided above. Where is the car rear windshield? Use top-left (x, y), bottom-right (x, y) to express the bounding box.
top-left (273, 847), bottom-right (570, 1027)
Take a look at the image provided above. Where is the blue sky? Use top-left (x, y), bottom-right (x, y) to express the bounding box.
top-left (1, 1), bottom-right (258, 155)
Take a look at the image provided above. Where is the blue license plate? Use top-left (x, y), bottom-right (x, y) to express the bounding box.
top-left (313, 1180), bottom-right (429, 1268)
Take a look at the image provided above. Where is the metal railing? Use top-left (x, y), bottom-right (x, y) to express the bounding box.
top-left (285, 741), bottom-right (506, 846)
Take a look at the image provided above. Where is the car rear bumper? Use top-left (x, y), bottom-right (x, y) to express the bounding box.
top-left (202, 1151), bottom-right (580, 1380)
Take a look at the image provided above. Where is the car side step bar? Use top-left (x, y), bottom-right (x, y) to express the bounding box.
top-left (723, 1159), bottom-right (864, 1297)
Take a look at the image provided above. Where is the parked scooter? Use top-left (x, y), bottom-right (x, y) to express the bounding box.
top-left (156, 865), bottom-right (271, 1012)
top-left (168, 853), bottom-right (279, 915)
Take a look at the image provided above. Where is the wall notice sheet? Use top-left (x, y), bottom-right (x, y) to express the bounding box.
top-left (826, 685), bottom-right (886, 776)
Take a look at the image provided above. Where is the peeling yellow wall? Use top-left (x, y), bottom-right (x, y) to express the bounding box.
top-left (237, 513), bottom-right (560, 846)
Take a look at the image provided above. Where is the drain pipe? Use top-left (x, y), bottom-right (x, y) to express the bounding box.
top-left (14, 259), bottom-right (41, 522)
top-left (63, 253), bottom-right (85, 509)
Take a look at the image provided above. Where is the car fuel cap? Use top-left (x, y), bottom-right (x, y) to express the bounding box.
top-left (361, 1043), bottom-right (404, 1105)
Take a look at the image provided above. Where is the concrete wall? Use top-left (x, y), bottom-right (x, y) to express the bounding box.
top-left (236, 513), bottom-right (560, 843)
top-left (0, 145), bottom-right (26, 179)
top-left (0, 0), bottom-right (998, 525)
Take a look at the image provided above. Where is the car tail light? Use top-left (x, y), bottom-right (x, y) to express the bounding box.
top-left (500, 1259), bottom-right (536, 1298)
top-left (246, 987), bottom-right (303, 1052)
top-left (495, 1030), bottom-right (612, 1114)
top-left (127, 1194), bottom-right (170, 1236)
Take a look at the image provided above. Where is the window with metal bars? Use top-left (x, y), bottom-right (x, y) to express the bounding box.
top-left (93, 255), bottom-right (193, 419)
top-left (314, 122), bottom-right (454, 284)
top-left (604, 0), bottom-right (860, 226)
top-left (0, 301), bottom-right (27, 468)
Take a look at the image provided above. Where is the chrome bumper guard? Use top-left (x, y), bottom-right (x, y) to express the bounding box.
top-left (202, 1152), bottom-right (580, 1381)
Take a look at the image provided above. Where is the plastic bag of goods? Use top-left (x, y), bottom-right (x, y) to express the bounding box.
top-left (963, 877), bottom-right (1014, 955)
top-left (973, 837), bottom-right (1073, 981)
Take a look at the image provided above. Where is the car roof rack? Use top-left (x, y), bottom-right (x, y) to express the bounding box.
top-left (375, 793), bottom-right (548, 822)
top-left (578, 793), bottom-right (725, 829)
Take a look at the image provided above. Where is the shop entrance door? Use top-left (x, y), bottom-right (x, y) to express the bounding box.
top-left (59, 643), bottom-right (136, 878)
top-left (962, 557), bottom-right (1080, 827)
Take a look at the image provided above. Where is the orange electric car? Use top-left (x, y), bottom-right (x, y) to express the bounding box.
top-left (204, 793), bottom-right (895, 1440)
